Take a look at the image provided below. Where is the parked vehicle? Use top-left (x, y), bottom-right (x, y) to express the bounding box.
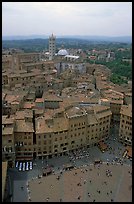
top-left (19, 162), bottom-right (22, 171)
top-left (26, 162), bottom-right (29, 171)
top-left (23, 162), bottom-right (25, 171)
top-left (29, 161), bottom-right (33, 170)
top-left (16, 161), bottom-right (19, 168)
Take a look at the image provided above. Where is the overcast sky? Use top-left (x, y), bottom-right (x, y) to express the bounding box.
top-left (2, 2), bottom-right (132, 37)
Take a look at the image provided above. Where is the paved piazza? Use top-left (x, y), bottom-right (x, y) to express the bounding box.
top-left (28, 163), bottom-right (132, 202)
top-left (8, 134), bottom-right (132, 202)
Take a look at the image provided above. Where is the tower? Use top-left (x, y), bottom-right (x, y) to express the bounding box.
top-left (49, 33), bottom-right (56, 60)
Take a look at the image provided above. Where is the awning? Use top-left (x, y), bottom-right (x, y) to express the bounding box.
top-left (126, 146), bottom-right (132, 158)
top-left (98, 141), bottom-right (108, 150)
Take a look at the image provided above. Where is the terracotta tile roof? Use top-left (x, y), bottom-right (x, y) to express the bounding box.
top-left (35, 116), bottom-right (68, 134)
top-left (120, 105), bottom-right (132, 117)
top-left (35, 98), bottom-right (44, 103)
top-left (43, 94), bottom-right (63, 102)
top-left (15, 119), bottom-right (34, 132)
top-left (15, 110), bottom-right (33, 120)
top-left (23, 102), bottom-right (35, 109)
top-left (2, 116), bottom-right (14, 125)
top-left (66, 106), bottom-right (85, 118)
top-left (2, 127), bottom-right (14, 135)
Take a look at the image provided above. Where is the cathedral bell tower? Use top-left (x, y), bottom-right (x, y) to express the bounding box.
top-left (49, 33), bottom-right (56, 60)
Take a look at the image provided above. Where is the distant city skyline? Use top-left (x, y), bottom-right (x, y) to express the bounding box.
top-left (2, 2), bottom-right (132, 37)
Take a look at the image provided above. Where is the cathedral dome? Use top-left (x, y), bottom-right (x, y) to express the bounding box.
top-left (57, 49), bottom-right (68, 56)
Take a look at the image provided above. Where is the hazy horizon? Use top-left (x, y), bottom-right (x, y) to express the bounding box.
top-left (2, 2), bottom-right (132, 37)
top-left (2, 34), bottom-right (132, 37)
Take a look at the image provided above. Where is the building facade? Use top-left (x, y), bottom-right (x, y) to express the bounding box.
top-left (119, 104), bottom-right (132, 146)
top-left (35, 105), bottom-right (112, 159)
top-left (2, 116), bottom-right (16, 166)
top-left (14, 111), bottom-right (34, 160)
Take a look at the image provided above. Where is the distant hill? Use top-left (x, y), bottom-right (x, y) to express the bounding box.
top-left (2, 35), bottom-right (132, 43)
top-left (59, 35), bottom-right (132, 43)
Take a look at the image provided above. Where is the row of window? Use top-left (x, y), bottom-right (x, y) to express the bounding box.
top-left (17, 152), bottom-right (32, 156)
top-left (38, 146), bottom-right (51, 151)
top-left (54, 130), bottom-right (68, 134)
top-left (71, 122), bottom-right (85, 127)
top-left (119, 135), bottom-right (132, 141)
top-left (120, 130), bottom-right (132, 136)
top-left (38, 135), bottom-right (51, 139)
top-left (88, 121), bottom-right (109, 127)
top-left (126, 121), bottom-right (132, 125)
top-left (122, 119), bottom-right (132, 124)
top-left (121, 125), bottom-right (132, 130)
top-left (38, 150), bottom-right (52, 154)
top-left (15, 135), bottom-right (108, 155)
top-left (37, 132), bottom-right (109, 150)
top-left (10, 76), bottom-right (34, 81)
top-left (24, 135), bottom-right (32, 139)
top-left (99, 116), bottom-right (110, 121)
top-left (38, 140), bottom-right (51, 145)
top-left (54, 143), bottom-right (68, 148)
top-left (70, 132), bottom-right (84, 137)
top-left (54, 147), bottom-right (67, 153)
top-left (2, 147), bottom-right (13, 152)
top-left (88, 126), bottom-right (109, 132)
top-left (122, 115), bottom-right (132, 120)
top-left (17, 148), bottom-right (32, 151)
top-left (71, 126), bottom-right (85, 131)
top-left (70, 126), bottom-right (109, 135)
top-left (87, 130), bottom-right (108, 138)
top-left (37, 128), bottom-right (109, 141)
